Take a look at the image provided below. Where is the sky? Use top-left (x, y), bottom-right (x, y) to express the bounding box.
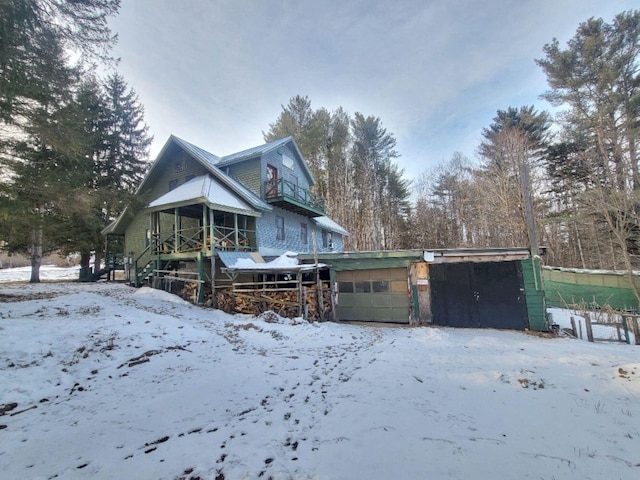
top-left (107, 0), bottom-right (638, 183)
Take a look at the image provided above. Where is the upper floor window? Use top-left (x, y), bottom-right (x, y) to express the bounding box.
top-left (282, 151), bottom-right (294, 170)
top-left (300, 223), bottom-right (308, 244)
top-left (168, 179), bottom-right (178, 191)
top-left (175, 158), bottom-right (186, 173)
top-left (276, 216), bottom-right (285, 241)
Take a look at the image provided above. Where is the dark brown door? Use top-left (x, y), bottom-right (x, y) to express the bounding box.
top-left (266, 164), bottom-right (278, 198)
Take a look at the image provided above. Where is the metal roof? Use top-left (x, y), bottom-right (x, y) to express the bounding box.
top-left (170, 136), bottom-right (271, 212)
top-left (312, 216), bottom-right (349, 236)
top-left (148, 175), bottom-right (259, 216)
top-left (217, 136), bottom-right (316, 186)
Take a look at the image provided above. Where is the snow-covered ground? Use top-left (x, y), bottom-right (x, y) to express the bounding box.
top-left (1, 282), bottom-right (639, 480)
top-left (0, 265), bottom-right (79, 283)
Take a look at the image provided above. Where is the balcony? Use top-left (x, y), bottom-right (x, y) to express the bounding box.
top-left (265, 178), bottom-right (325, 217)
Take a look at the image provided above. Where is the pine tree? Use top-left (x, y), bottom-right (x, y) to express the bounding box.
top-left (537, 10), bottom-right (640, 305)
top-left (0, 0), bottom-right (119, 124)
top-left (55, 74), bottom-right (152, 272)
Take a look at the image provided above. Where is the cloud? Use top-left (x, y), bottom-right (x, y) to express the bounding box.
top-left (109, 0), bottom-right (637, 179)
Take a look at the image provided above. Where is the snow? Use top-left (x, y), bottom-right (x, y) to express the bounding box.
top-left (230, 251), bottom-right (324, 271)
top-left (1, 282), bottom-right (639, 479)
top-left (549, 307), bottom-right (637, 344)
top-left (148, 174), bottom-right (255, 214)
top-left (0, 265), bottom-right (79, 283)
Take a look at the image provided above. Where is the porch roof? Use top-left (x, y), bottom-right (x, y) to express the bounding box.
top-left (148, 175), bottom-right (260, 217)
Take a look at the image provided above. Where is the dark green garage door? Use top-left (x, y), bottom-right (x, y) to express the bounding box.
top-left (430, 261), bottom-right (529, 330)
top-left (336, 268), bottom-right (409, 323)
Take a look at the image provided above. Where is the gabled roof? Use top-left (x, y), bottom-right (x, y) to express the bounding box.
top-left (217, 136), bottom-right (316, 186)
top-left (170, 136), bottom-right (271, 211)
top-left (148, 175), bottom-right (259, 216)
top-left (136, 135), bottom-right (271, 212)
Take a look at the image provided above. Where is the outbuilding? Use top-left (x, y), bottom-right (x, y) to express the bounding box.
top-left (300, 248), bottom-right (548, 331)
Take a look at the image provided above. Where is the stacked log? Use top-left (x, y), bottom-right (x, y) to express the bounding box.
top-left (212, 283), bottom-right (332, 321)
top-left (304, 284), bottom-right (332, 321)
top-left (179, 282), bottom-right (198, 303)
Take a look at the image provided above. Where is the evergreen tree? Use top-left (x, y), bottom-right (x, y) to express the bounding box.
top-left (0, 0), bottom-right (119, 124)
top-left (56, 74), bottom-right (152, 272)
top-left (537, 10), bottom-right (640, 279)
top-left (264, 96), bottom-right (410, 251)
top-left (477, 106), bottom-right (550, 250)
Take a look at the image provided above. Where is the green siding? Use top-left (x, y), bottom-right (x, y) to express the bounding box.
top-left (543, 268), bottom-right (639, 311)
top-left (521, 258), bottom-right (548, 331)
top-left (227, 159), bottom-right (261, 196)
top-left (127, 150), bottom-right (210, 261)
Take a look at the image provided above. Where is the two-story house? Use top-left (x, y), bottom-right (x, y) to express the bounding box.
top-left (103, 135), bottom-right (348, 303)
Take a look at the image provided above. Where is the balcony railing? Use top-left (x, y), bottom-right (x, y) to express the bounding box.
top-left (265, 178), bottom-right (325, 217)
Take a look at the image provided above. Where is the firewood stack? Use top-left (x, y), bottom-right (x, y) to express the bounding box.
top-left (213, 284), bottom-right (332, 321)
top-left (179, 282), bottom-right (199, 303)
top-left (304, 284), bottom-right (332, 321)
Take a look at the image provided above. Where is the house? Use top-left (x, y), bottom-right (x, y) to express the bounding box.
top-left (103, 135), bottom-right (348, 305)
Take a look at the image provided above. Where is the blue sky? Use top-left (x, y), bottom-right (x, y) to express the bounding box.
top-left (108, 0), bottom-right (637, 183)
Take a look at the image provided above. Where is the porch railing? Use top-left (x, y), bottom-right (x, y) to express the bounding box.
top-left (153, 225), bottom-right (256, 254)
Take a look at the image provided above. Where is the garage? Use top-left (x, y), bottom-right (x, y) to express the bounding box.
top-left (299, 248), bottom-right (547, 331)
top-left (336, 267), bottom-right (410, 323)
top-left (430, 261), bottom-right (529, 330)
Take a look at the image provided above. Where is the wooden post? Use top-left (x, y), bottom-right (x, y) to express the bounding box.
top-left (570, 316), bottom-right (577, 337)
top-left (298, 273), bottom-right (304, 319)
top-left (622, 315), bottom-right (631, 344)
top-left (578, 319), bottom-right (583, 339)
top-left (316, 269), bottom-right (325, 322)
top-left (585, 316), bottom-right (594, 342)
top-left (197, 252), bottom-right (205, 305)
top-left (632, 316), bottom-right (640, 346)
top-left (234, 213), bottom-right (239, 251)
top-left (174, 209), bottom-right (180, 253)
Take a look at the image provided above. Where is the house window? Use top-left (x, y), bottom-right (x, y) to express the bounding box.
top-left (282, 151), bottom-right (294, 170)
top-left (145, 229), bottom-right (151, 247)
top-left (175, 158), bottom-right (186, 173)
top-left (168, 179), bottom-right (178, 191)
top-left (321, 230), bottom-right (333, 249)
top-left (300, 223), bottom-right (308, 244)
top-left (276, 216), bottom-right (285, 241)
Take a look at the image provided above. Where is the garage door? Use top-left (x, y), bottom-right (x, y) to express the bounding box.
top-left (430, 261), bottom-right (528, 330)
top-left (336, 268), bottom-right (409, 323)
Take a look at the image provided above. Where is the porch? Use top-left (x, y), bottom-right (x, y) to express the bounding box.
top-left (129, 200), bottom-right (260, 291)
